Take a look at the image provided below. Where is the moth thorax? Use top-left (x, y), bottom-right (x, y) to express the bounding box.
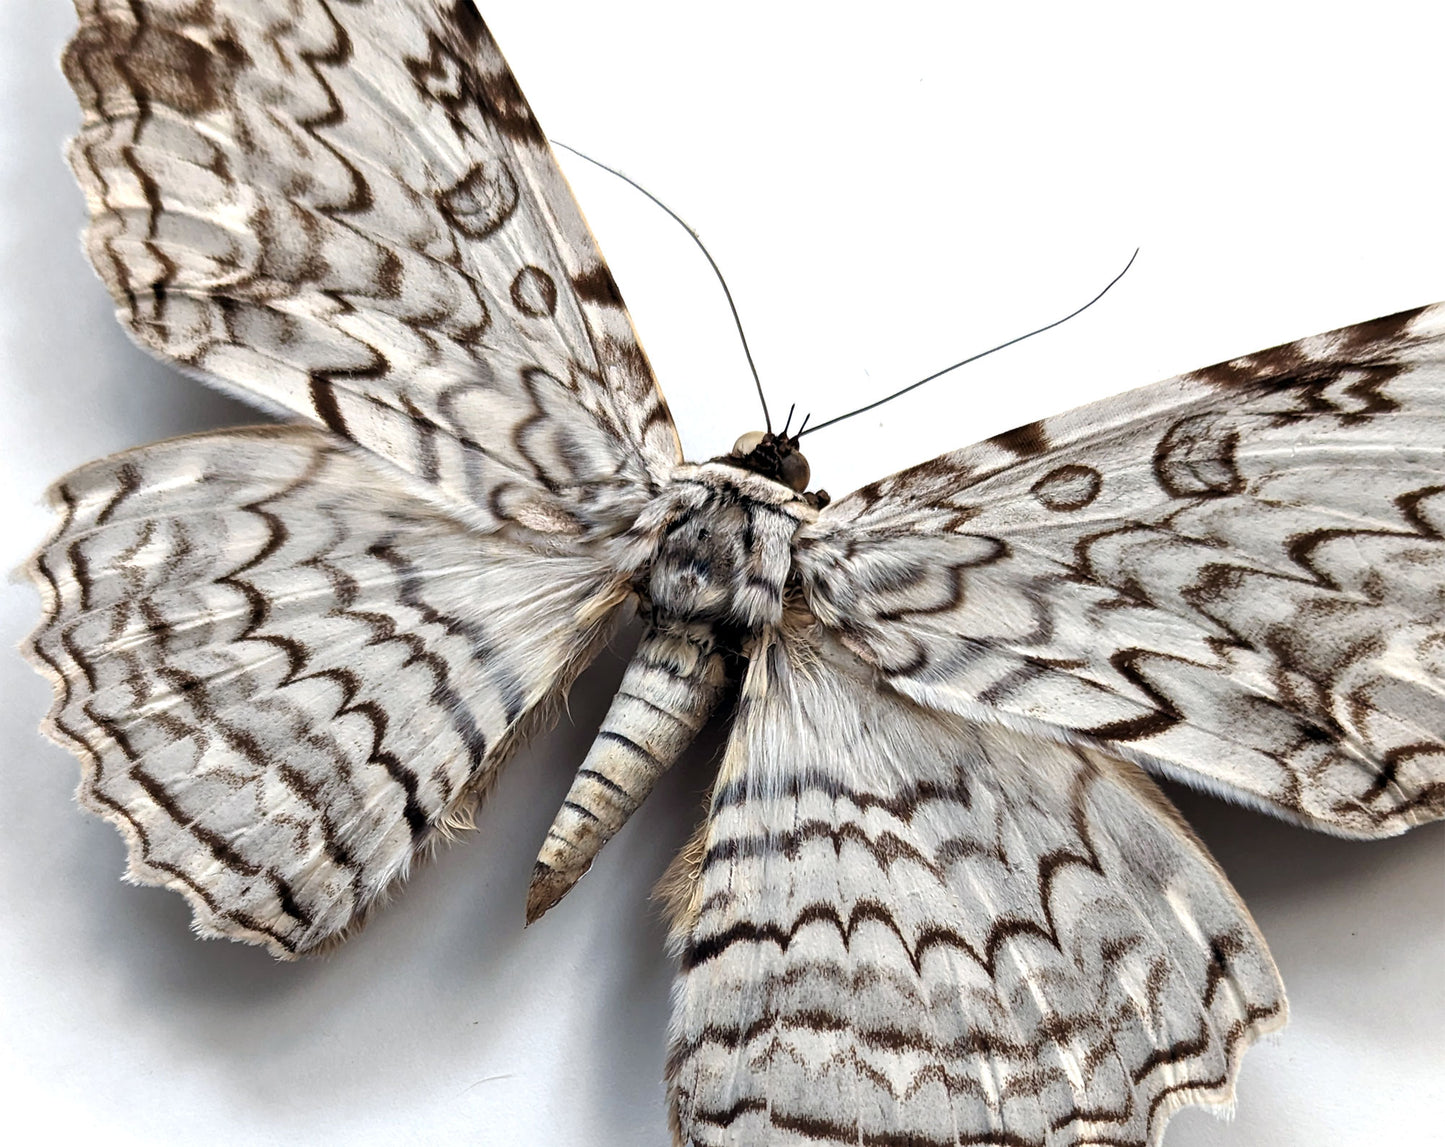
top-left (650, 493), bottom-right (794, 630)
top-left (728, 430), bottom-right (810, 492)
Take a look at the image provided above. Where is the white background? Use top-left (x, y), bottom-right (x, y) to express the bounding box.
top-left (2, 2), bottom-right (1442, 1145)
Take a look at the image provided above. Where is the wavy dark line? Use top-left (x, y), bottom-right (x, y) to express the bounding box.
top-left (1079, 648), bottom-right (1182, 744)
top-left (94, 463), bottom-right (142, 526)
top-left (682, 896), bottom-right (985, 975)
top-left (700, 818), bottom-right (935, 878)
top-left (673, 1004), bottom-right (1078, 1066)
top-left (56, 710), bottom-right (300, 954)
top-left (84, 695), bottom-right (264, 879)
top-left (295, 546), bottom-right (489, 777)
top-left (676, 986), bottom-right (1278, 1147)
top-left (711, 768), bottom-right (972, 822)
top-left (687, 1093), bottom-right (1043, 1147)
top-left (160, 462), bottom-right (472, 842)
top-left (31, 556), bottom-right (76, 705)
top-left (368, 536), bottom-right (518, 737)
top-left (79, 690), bottom-right (316, 938)
top-left (268, 655), bottom-right (431, 842)
top-left (1142, 1002), bottom-right (1283, 1124)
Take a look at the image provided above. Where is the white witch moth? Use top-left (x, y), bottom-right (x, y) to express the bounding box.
top-left (28, 1), bottom-right (1444, 1144)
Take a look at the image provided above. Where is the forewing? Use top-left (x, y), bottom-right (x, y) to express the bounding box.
top-left (666, 626), bottom-right (1285, 1147)
top-left (798, 305), bottom-right (1445, 837)
top-left (64, 0), bottom-right (679, 538)
top-left (25, 425), bottom-right (628, 957)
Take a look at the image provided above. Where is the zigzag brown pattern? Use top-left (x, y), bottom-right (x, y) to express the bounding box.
top-left (800, 305), bottom-right (1445, 839)
top-left (27, 425), bottom-right (625, 955)
top-left (667, 628), bottom-right (1287, 1147)
top-left (63, 0), bottom-right (678, 541)
top-left (29, 4), bottom-right (1445, 1143)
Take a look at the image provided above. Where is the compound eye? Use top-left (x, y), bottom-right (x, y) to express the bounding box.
top-left (779, 450), bottom-right (811, 492)
top-left (732, 430), bottom-right (766, 456)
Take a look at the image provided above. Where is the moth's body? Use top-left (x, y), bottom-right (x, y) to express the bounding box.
top-left (532, 461), bottom-right (814, 918)
top-left (31, 2), bottom-right (1445, 1145)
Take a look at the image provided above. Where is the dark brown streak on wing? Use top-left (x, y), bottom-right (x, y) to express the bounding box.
top-left (989, 419), bottom-right (1053, 459)
top-left (570, 263), bottom-right (626, 308)
top-left (1078, 647), bottom-right (1183, 744)
top-left (710, 768), bottom-right (973, 822)
top-left (698, 818), bottom-right (935, 878)
top-left (93, 462), bottom-right (142, 526)
top-left (1142, 1003), bottom-right (1283, 1125)
top-left (50, 707), bottom-right (299, 954)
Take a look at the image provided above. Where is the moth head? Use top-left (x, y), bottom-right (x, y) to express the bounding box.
top-left (726, 429), bottom-right (811, 492)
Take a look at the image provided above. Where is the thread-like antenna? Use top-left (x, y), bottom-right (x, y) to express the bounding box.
top-left (551, 140), bottom-right (772, 432)
top-left (800, 249), bottom-right (1140, 437)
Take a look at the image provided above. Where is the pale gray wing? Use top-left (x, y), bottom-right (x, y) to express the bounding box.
top-left (64, 0), bottom-right (679, 539)
top-left (25, 426), bottom-right (628, 957)
top-left (797, 305), bottom-right (1445, 838)
top-left (665, 625), bottom-right (1285, 1147)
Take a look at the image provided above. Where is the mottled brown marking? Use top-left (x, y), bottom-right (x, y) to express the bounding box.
top-left (989, 419), bottom-right (1051, 458)
top-left (374, 248), bottom-right (404, 300)
top-left (1201, 930), bottom-right (1248, 1007)
top-left (1193, 307), bottom-right (1427, 414)
top-left (1335, 306), bottom-right (1428, 353)
top-left (451, 2), bottom-right (488, 47)
top-left (1194, 340), bottom-right (1309, 391)
top-left (597, 334), bottom-right (654, 384)
top-left (477, 64), bottom-right (546, 145)
top-left (571, 263), bottom-right (626, 308)
top-left (130, 26), bottom-right (224, 116)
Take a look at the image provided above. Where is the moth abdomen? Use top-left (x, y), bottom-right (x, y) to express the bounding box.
top-left (527, 617), bottom-right (726, 923)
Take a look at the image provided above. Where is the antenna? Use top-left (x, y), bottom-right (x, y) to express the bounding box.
top-left (800, 249), bottom-right (1140, 437)
top-left (551, 140), bottom-right (773, 432)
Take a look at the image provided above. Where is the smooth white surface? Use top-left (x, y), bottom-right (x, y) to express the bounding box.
top-left (2, 2), bottom-right (1442, 1145)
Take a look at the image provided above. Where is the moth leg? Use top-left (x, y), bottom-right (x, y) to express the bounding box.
top-left (528, 617), bottom-right (725, 922)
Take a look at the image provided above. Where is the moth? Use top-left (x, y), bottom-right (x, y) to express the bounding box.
top-left (25, 1), bottom-right (1444, 1145)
